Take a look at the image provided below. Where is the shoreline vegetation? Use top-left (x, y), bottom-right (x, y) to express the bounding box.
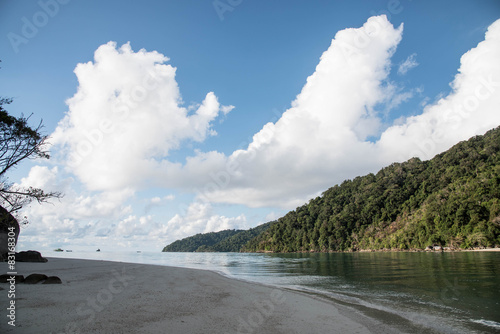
top-left (253, 246), bottom-right (500, 253)
top-left (163, 127), bottom-right (500, 254)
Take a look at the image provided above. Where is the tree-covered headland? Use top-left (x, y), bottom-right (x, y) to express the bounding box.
top-left (164, 126), bottom-right (500, 253)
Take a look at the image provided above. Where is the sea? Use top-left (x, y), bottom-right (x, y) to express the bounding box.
top-left (50, 250), bottom-right (500, 334)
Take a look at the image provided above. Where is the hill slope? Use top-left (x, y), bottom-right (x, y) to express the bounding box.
top-left (162, 229), bottom-right (241, 252)
top-left (243, 127), bottom-right (500, 252)
top-left (162, 222), bottom-right (273, 252)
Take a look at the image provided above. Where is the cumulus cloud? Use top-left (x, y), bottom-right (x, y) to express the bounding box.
top-left (178, 16), bottom-right (500, 209)
top-left (154, 201), bottom-right (247, 242)
top-left (377, 19), bottom-right (500, 162)
top-left (182, 15), bottom-right (406, 208)
top-left (51, 41), bottom-right (233, 192)
top-left (398, 53), bottom-right (418, 75)
top-left (15, 166), bottom-right (136, 249)
top-left (16, 166), bottom-right (247, 250)
top-left (17, 166), bottom-right (133, 223)
top-left (144, 194), bottom-right (175, 214)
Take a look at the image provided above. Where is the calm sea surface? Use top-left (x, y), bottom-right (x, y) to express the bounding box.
top-left (50, 250), bottom-right (500, 333)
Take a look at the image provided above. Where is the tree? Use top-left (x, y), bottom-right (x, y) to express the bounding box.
top-left (0, 97), bottom-right (62, 222)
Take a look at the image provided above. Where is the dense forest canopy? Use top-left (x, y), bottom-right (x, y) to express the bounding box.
top-left (162, 222), bottom-right (273, 252)
top-left (162, 229), bottom-right (242, 252)
top-left (164, 126), bottom-right (500, 253)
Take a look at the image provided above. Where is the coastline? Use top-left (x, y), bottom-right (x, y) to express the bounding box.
top-left (248, 247), bottom-right (500, 254)
top-left (357, 247), bottom-right (500, 253)
top-left (0, 257), bottom-right (416, 334)
top-left (462, 247), bottom-right (500, 252)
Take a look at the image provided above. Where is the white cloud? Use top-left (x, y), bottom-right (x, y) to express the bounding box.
top-left (116, 215), bottom-right (153, 236)
top-left (398, 53), bottom-right (418, 75)
top-left (16, 166), bottom-right (247, 250)
top-left (17, 166), bottom-right (133, 223)
top-left (155, 201), bottom-right (247, 242)
top-left (377, 19), bottom-right (500, 162)
top-left (51, 41), bottom-right (232, 192)
top-left (15, 168), bottom-right (136, 249)
top-left (265, 211), bottom-right (284, 222)
top-left (150, 197), bottom-right (162, 204)
top-left (178, 15), bottom-right (405, 208)
top-left (182, 16), bottom-right (500, 209)
top-left (144, 194), bottom-right (175, 213)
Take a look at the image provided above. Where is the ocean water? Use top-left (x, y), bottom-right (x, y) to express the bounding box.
top-left (50, 250), bottom-right (500, 333)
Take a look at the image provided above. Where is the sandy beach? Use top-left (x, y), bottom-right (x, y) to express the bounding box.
top-left (0, 257), bottom-right (411, 334)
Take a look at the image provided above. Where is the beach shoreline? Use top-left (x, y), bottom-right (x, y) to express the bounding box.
top-left (0, 257), bottom-right (426, 334)
top-left (355, 247), bottom-right (500, 253)
top-left (462, 247), bottom-right (500, 252)
top-left (247, 247), bottom-right (500, 254)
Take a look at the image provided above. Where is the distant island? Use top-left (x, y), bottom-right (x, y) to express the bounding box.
top-left (163, 126), bottom-right (500, 253)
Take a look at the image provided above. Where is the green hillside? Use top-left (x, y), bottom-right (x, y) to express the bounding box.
top-left (242, 127), bottom-right (500, 252)
top-left (162, 229), bottom-right (241, 252)
top-left (163, 127), bottom-right (500, 253)
top-left (162, 222), bottom-right (273, 252)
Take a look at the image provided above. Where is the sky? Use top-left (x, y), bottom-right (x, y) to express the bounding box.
top-left (0, 0), bottom-right (499, 252)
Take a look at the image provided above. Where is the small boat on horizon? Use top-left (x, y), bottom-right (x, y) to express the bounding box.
top-left (96, 248), bottom-right (100, 252)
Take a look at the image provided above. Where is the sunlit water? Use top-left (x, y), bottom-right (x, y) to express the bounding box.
top-left (50, 250), bottom-right (500, 333)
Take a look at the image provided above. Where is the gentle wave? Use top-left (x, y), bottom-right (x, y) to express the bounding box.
top-left (471, 319), bottom-right (500, 330)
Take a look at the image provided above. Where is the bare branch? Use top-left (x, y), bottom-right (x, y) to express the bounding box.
top-left (0, 97), bottom-right (63, 221)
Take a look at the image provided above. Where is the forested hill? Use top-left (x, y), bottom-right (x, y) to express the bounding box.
top-left (242, 126), bottom-right (500, 252)
top-left (162, 229), bottom-right (241, 252)
top-left (163, 126), bottom-right (500, 253)
top-left (162, 222), bottom-right (272, 252)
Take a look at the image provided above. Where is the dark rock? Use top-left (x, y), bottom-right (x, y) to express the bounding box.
top-left (425, 246), bottom-right (433, 251)
top-left (15, 250), bottom-right (48, 262)
top-left (42, 276), bottom-right (62, 284)
top-left (0, 274), bottom-right (24, 283)
top-left (0, 206), bottom-right (20, 261)
top-left (23, 273), bottom-right (48, 284)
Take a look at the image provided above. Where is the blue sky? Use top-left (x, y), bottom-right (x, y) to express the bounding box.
top-left (0, 1), bottom-right (499, 251)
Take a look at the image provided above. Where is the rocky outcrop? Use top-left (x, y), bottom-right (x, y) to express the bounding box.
top-left (15, 250), bottom-right (48, 262)
top-left (0, 273), bottom-right (62, 284)
top-left (23, 273), bottom-right (48, 284)
top-left (0, 206), bottom-right (19, 261)
top-left (43, 276), bottom-right (62, 284)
